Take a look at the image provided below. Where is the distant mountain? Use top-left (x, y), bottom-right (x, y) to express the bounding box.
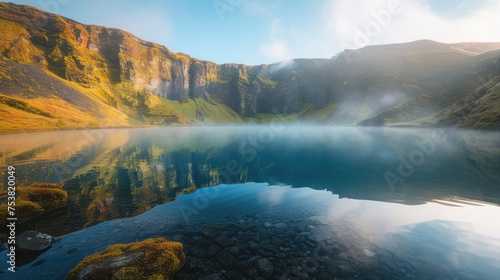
top-left (1, 2), bottom-right (499, 132)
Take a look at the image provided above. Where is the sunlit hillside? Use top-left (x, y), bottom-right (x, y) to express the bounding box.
top-left (1, 3), bottom-right (500, 133)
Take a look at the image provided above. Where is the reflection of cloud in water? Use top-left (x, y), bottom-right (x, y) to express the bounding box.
top-left (258, 186), bottom-right (289, 206)
top-left (329, 198), bottom-right (500, 239)
top-left (326, 197), bottom-right (361, 220)
top-left (390, 220), bottom-right (500, 278)
top-left (319, 195), bottom-right (500, 278)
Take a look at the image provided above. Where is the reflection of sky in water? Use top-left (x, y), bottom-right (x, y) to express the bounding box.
top-left (326, 195), bottom-right (500, 275)
top-left (183, 183), bottom-right (500, 264)
top-left (1, 126), bottom-right (500, 279)
top-left (258, 186), bottom-right (289, 206)
top-left (325, 196), bottom-right (500, 239)
top-left (3, 183), bottom-right (500, 279)
top-left (212, 183), bottom-right (500, 277)
top-left (255, 185), bottom-right (500, 277)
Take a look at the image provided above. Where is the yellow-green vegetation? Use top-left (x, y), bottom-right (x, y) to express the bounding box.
top-left (257, 77), bottom-right (278, 88)
top-left (0, 3), bottom-right (203, 132)
top-left (0, 19), bottom-right (27, 42)
top-left (250, 113), bottom-right (294, 123)
top-left (66, 238), bottom-right (185, 280)
top-left (176, 184), bottom-right (197, 195)
top-left (112, 83), bottom-right (244, 125)
top-left (293, 103), bottom-right (336, 122)
top-left (169, 96), bottom-right (244, 124)
top-left (0, 51), bottom-right (136, 133)
top-left (84, 187), bottom-right (115, 228)
top-left (18, 182), bottom-right (67, 209)
top-left (112, 83), bottom-right (189, 124)
top-left (205, 64), bottom-right (219, 82)
top-left (0, 182), bottom-right (67, 222)
top-left (0, 200), bottom-right (43, 221)
top-left (361, 92), bottom-right (440, 126)
top-left (250, 103), bottom-right (337, 124)
top-left (0, 19), bottom-right (36, 62)
top-left (2, 3), bottom-right (499, 132)
top-left (173, 52), bottom-right (191, 65)
top-left (462, 82), bottom-right (500, 129)
top-left (0, 93), bottom-right (118, 133)
top-left (0, 95), bottom-right (53, 118)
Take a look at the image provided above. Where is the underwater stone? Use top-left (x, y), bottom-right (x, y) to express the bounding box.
top-left (17, 231), bottom-right (56, 251)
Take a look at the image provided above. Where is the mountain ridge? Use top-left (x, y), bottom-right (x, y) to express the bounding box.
top-left (1, 2), bottom-right (500, 133)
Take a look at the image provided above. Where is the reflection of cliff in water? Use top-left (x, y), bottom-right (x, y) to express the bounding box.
top-left (114, 168), bottom-right (136, 217)
top-left (9, 127), bottom-right (500, 237)
top-left (23, 150), bottom-right (221, 235)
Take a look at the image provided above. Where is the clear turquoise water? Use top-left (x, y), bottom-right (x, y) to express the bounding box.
top-left (1, 126), bottom-right (499, 279)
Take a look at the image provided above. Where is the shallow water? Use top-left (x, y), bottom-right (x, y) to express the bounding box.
top-left (1, 126), bottom-right (500, 279)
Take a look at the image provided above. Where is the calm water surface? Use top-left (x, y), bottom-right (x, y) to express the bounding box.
top-left (1, 126), bottom-right (500, 279)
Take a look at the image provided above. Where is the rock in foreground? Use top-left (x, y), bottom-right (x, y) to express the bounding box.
top-left (17, 231), bottom-right (56, 251)
top-left (66, 238), bottom-right (185, 280)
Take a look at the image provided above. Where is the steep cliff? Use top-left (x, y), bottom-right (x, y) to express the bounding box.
top-left (1, 3), bottom-right (500, 132)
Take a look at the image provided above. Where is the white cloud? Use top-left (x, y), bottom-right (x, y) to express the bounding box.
top-left (260, 15), bottom-right (293, 63)
top-left (260, 40), bottom-right (292, 62)
top-left (323, 0), bottom-right (500, 53)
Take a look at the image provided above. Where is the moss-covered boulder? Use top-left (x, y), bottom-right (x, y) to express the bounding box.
top-left (0, 200), bottom-right (43, 221)
top-left (0, 182), bottom-right (67, 222)
top-left (66, 238), bottom-right (185, 280)
top-left (18, 183), bottom-right (67, 209)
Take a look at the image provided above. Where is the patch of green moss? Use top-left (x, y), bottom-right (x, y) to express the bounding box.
top-left (0, 200), bottom-right (44, 222)
top-left (0, 183), bottom-right (67, 222)
top-left (257, 77), bottom-right (278, 88)
top-left (27, 183), bottom-right (62, 189)
top-left (0, 95), bottom-right (53, 118)
top-left (66, 238), bottom-right (185, 280)
top-left (195, 96), bottom-right (243, 123)
top-left (302, 103), bottom-right (336, 122)
top-left (18, 183), bottom-right (67, 210)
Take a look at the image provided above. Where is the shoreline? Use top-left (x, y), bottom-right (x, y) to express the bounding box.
top-left (1, 123), bottom-right (499, 135)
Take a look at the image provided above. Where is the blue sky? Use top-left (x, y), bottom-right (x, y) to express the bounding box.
top-left (5, 0), bottom-right (500, 65)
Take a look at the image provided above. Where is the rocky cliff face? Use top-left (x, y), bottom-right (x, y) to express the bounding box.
top-left (0, 3), bottom-right (339, 118)
top-left (1, 2), bottom-right (500, 130)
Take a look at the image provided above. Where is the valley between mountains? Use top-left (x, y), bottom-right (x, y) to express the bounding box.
top-left (1, 2), bottom-right (500, 133)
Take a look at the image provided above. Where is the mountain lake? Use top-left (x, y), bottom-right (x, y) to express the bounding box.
top-left (1, 126), bottom-right (500, 279)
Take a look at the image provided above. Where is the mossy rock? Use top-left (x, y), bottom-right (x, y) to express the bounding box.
top-left (66, 238), bottom-right (185, 280)
top-left (18, 182), bottom-right (67, 210)
top-left (0, 199), bottom-right (43, 221)
top-left (0, 182), bottom-right (67, 222)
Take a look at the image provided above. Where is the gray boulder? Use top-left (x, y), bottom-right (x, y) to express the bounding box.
top-left (17, 231), bottom-right (56, 251)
